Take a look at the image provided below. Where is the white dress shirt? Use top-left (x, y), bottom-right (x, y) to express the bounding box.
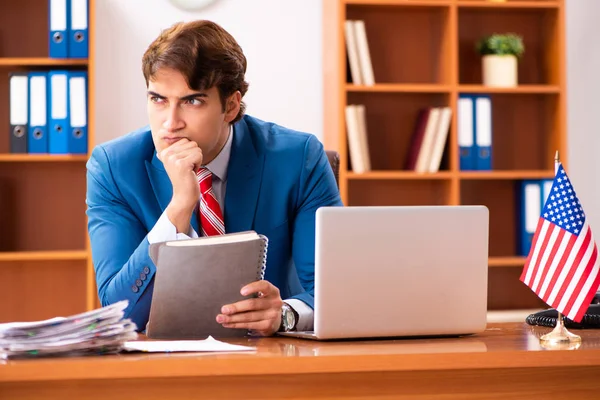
top-left (147, 126), bottom-right (313, 331)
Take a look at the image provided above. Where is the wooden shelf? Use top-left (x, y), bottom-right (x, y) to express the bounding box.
top-left (459, 170), bottom-right (555, 179)
top-left (347, 171), bottom-right (555, 180)
top-left (0, 250), bottom-right (88, 262)
top-left (347, 171), bottom-right (453, 180)
top-left (324, 0), bottom-right (566, 312)
top-left (345, 0), bottom-right (451, 6)
top-left (458, 85), bottom-right (560, 94)
top-left (457, 1), bottom-right (560, 9)
top-left (346, 84), bottom-right (560, 94)
top-left (0, 154), bottom-right (88, 162)
top-left (347, 84), bottom-right (452, 93)
top-left (489, 256), bottom-right (527, 267)
top-left (0, 0), bottom-right (96, 320)
top-left (0, 58), bottom-right (88, 67)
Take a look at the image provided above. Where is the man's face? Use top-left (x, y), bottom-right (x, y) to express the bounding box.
top-left (147, 68), bottom-right (238, 163)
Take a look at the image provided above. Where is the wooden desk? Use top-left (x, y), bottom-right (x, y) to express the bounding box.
top-left (1, 323), bottom-right (600, 399)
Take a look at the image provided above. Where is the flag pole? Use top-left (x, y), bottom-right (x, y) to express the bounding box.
top-left (539, 150), bottom-right (582, 349)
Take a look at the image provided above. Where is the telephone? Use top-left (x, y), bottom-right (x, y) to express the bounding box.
top-left (526, 293), bottom-right (600, 329)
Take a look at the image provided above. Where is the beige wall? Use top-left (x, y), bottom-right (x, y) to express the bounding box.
top-left (93, 0), bottom-right (323, 144)
top-left (93, 0), bottom-right (600, 232)
top-left (566, 0), bottom-right (600, 236)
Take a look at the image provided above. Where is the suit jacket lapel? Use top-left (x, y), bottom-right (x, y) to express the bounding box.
top-left (225, 119), bottom-right (264, 233)
top-left (145, 152), bottom-right (201, 235)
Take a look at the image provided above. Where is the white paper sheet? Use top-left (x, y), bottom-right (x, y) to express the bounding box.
top-left (122, 336), bottom-right (256, 353)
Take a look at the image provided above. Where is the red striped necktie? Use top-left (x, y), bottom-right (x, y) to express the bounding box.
top-left (196, 167), bottom-right (225, 236)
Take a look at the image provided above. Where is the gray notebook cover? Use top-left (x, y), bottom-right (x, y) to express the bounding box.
top-left (146, 231), bottom-right (268, 339)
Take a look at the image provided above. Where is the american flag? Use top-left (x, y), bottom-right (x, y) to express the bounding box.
top-left (520, 162), bottom-right (600, 322)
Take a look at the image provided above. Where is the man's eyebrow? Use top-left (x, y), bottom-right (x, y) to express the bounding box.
top-left (147, 91), bottom-right (165, 98)
top-left (180, 92), bottom-right (208, 101)
top-left (146, 91), bottom-right (208, 101)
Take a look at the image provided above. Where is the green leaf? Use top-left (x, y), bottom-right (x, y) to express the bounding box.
top-left (476, 33), bottom-right (524, 58)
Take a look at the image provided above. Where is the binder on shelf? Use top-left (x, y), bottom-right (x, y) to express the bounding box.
top-left (541, 179), bottom-right (553, 207)
top-left (518, 180), bottom-right (542, 256)
top-left (68, 71), bottom-right (88, 154)
top-left (9, 73), bottom-right (29, 154)
top-left (49, 0), bottom-right (68, 58)
top-left (49, 70), bottom-right (70, 154)
top-left (457, 95), bottom-right (475, 170)
top-left (28, 72), bottom-right (49, 154)
top-left (474, 95), bottom-right (492, 170)
top-left (68, 0), bottom-right (89, 58)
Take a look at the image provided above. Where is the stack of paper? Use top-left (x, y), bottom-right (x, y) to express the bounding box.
top-left (0, 300), bottom-right (138, 359)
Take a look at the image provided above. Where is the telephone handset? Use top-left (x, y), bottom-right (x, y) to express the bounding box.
top-left (526, 294), bottom-right (600, 329)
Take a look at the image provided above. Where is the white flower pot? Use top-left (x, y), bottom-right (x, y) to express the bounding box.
top-left (482, 54), bottom-right (518, 87)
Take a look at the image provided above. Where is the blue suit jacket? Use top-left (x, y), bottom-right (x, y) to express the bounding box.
top-left (86, 115), bottom-right (343, 330)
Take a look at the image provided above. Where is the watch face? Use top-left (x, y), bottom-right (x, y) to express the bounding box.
top-left (284, 307), bottom-right (295, 330)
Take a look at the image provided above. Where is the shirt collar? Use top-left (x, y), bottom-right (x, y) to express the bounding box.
top-left (205, 125), bottom-right (233, 182)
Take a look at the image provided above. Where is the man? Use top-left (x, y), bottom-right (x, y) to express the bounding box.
top-left (86, 20), bottom-right (342, 336)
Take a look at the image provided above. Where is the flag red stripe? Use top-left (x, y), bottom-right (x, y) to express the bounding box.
top-left (573, 254), bottom-right (600, 322)
top-left (539, 232), bottom-right (577, 302)
top-left (544, 223), bottom-right (587, 304)
top-left (533, 227), bottom-right (566, 295)
top-left (550, 227), bottom-right (592, 310)
top-left (558, 227), bottom-right (593, 307)
top-left (562, 235), bottom-right (597, 319)
top-left (525, 218), bottom-right (551, 287)
top-left (525, 220), bottom-right (553, 289)
top-left (520, 218), bottom-right (545, 283)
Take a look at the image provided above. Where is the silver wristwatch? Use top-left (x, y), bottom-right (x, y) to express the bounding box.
top-left (280, 303), bottom-right (298, 332)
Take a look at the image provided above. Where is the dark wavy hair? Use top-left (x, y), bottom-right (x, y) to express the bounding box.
top-left (142, 20), bottom-right (249, 123)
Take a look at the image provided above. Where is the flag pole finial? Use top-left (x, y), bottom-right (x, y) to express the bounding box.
top-left (555, 150), bottom-right (560, 163)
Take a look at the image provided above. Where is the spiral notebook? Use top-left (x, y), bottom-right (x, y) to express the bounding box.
top-left (147, 231), bottom-right (268, 339)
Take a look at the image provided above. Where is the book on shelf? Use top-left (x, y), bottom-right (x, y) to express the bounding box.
top-left (344, 19), bottom-right (375, 86)
top-left (345, 104), bottom-right (371, 174)
top-left (405, 106), bottom-right (452, 173)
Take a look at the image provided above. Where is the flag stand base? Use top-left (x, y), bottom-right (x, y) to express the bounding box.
top-left (539, 313), bottom-right (581, 350)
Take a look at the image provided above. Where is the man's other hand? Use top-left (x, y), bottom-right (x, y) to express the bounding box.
top-left (217, 280), bottom-right (284, 336)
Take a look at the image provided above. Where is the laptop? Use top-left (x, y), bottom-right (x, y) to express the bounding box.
top-left (279, 205), bottom-right (489, 340)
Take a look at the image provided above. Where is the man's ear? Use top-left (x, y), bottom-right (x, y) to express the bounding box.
top-left (224, 91), bottom-right (242, 123)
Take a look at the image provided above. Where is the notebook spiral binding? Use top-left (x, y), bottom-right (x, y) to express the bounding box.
top-left (257, 234), bottom-right (269, 280)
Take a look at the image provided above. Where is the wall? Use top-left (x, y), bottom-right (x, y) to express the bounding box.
top-left (93, 0), bottom-right (323, 144)
top-left (94, 1), bottom-right (600, 230)
top-left (565, 0), bottom-right (600, 236)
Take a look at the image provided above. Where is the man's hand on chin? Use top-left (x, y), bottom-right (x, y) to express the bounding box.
top-left (216, 280), bottom-right (283, 336)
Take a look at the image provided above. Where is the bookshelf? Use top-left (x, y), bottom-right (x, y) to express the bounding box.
top-left (0, 1), bottom-right (96, 322)
top-left (323, 0), bottom-right (566, 311)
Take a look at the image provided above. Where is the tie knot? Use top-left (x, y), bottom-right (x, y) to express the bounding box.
top-left (196, 167), bottom-right (213, 195)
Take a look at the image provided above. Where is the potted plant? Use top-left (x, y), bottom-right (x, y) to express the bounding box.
top-left (476, 33), bottom-right (524, 87)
